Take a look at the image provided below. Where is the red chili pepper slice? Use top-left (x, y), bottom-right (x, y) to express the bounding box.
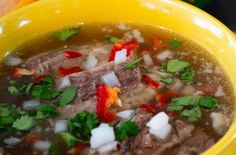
top-left (142, 75), bottom-right (160, 89)
top-left (24, 134), bottom-right (42, 144)
top-left (31, 74), bottom-right (48, 84)
top-left (108, 40), bottom-right (139, 61)
top-left (64, 50), bottom-right (82, 59)
top-left (139, 104), bottom-right (156, 113)
top-left (58, 66), bottom-right (83, 76)
top-left (12, 68), bottom-right (35, 77)
top-left (155, 92), bottom-right (178, 112)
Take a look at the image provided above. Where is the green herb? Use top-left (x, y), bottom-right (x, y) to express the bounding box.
top-left (68, 111), bottom-right (99, 143)
top-left (48, 140), bottom-right (60, 155)
top-left (140, 65), bottom-right (151, 73)
top-left (180, 68), bottom-right (196, 84)
top-left (167, 95), bottom-right (218, 122)
top-left (166, 59), bottom-right (189, 73)
top-left (8, 80), bottom-right (16, 85)
top-left (53, 27), bottom-right (80, 41)
top-left (124, 57), bottom-right (143, 70)
top-left (0, 104), bottom-right (18, 127)
top-left (60, 132), bottom-right (78, 148)
top-left (107, 36), bottom-right (120, 43)
top-left (12, 115), bottom-right (35, 131)
top-left (59, 86), bottom-right (77, 106)
top-left (170, 39), bottom-right (182, 48)
top-left (161, 77), bottom-right (173, 84)
top-left (8, 86), bottom-right (19, 95)
top-left (181, 106), bottom-right (202, 122)
top-left (116, 120), bottom-right (140, 141)
top-left (25, 82), bottom-right (34, 95)
top-left (35, 104), bottom-right (58, 120)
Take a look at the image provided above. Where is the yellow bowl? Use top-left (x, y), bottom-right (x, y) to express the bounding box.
top-left (0, 0), bottom-right (236, 154)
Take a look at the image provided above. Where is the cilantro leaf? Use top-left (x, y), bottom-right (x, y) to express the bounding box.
top-left (166, 59), bottom-right (189, 73)
top-left (116, 120), bottom-right (140, 141)
top-left (124, 57), bottom-right (143, 70)
top-left (48, 140), bottom-right (60, 155)
top-left (181, 106), bottom-right (202, 122)
top-left (180, 68), bottom-right (196, 83)
top-left (171, 96), bottom-right (201, 107)
top-left (0, 104), bottom-right (18, 126)
top-left (8, 86), bottom-right (19, 95)
top-left (199, 96), bottom-right (218, 109)
top-left (35, 104), bottom-right (58, 120)
top-left (107, 36), bottom-right (120, 43)
top-left (60, 132), bottom-right (78, 148)
top-left (170, 39), bottom-right (182, 48)
top-left (161, 77), bottom-right (173, 84)
top-left (59, 86), bottom-right (77, 106)
top-left (68, 111), bottom-right (99, 143)
top-left (53, 27), bottom-right (80, 41)
top-left (12, 115), bottom-right (35, 131)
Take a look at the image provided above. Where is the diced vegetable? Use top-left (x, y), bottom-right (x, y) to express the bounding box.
top-left (156, 50), bottom-right (173, 62)
top-left (24, 134), bottom-right (42, 144)
top-left (181, 106), bottom-right (202, 122)
top-left (12, 68), bottom-right (35, 77)
top-left (139, 104), bottom-right (156, 113)
top-left (97, 141), bottom-right (117, 153)
top-left (142, 75), bottom-right (160, 89)
top-left (90, 123), bottom-right (115, 148)
top-left (8, 86), bottom-right (19, 95)
top-left (32, 74), bottom-right (48, 84)
top-left (166, 59), bottom-right (189, 73)
top-left (180, 68), bottom-right (196, 83)
top-left (54, 120), bottom-right (68, 133)
top-left (59, 86), bottom-right (77, 106)
top-left (116, 120), bottom-right (140, 141)
top-left (214, 85), bottom-right (225, 97)
top-left (36, 104), bottom-right (58, 120)
top-left (170, 39), bottom-right (182, 48)
top-left (33, 140), bottom-right (51, 151)
top-left (107, 36), bottom-right (120, 43)
top-left (64, 50), bottom-right (82, 59)
top-left (84, 54), bottom-right (98, 70)
top-left (116, 110), bottom-right (134, 119)
top-left (124, 57), bottom-right (142, 70)
top-left (0, 104), bottom-right (18, 127)
top-left (58, 66), bottom-right (83, 76)
top-left (53, 27), bottom-right (80, 41)
top-left (60, 132), bottom-right (78, 147)
top-left (143, 54), bottom-right (153, 66)
top-left (58, 76), bottom-right (71, 89)
top-left (22, 99), bottom-right (40, 111)
top-left (12, 115), bottom-right (35, 131)
top-left (161, 77), bottom-right (173, 84)
top-left (114, 49), bottom-right (127, 64)
top-left (101, 71), bottom-right (121, 87)
top-left (4, 55), bottom-right (22, 66)
top-left (4, 137), bottom-right (21, 145)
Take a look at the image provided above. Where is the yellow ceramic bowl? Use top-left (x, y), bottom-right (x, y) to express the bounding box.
top-left (0, 0), bottom-right (236, 154)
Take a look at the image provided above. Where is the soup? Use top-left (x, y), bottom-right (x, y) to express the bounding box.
top-left (0, 23), bottom-right (234, 155)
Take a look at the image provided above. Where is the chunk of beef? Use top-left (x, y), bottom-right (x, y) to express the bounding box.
top-left (210, 112), bottom-right (230, 135)
top-left (25, 43), bottom-right (112, 78)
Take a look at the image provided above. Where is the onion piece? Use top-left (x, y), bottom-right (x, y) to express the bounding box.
top-left (4, 137), bottom-right (21, 145)
top-left (84, 54), bottom-right (98, 70)
top-left (97, 141), bottom-right (117, 153)
top-left (4, 55), bottom-right (23, 66)
top-left (58, 76), bottom-right (71, 89)
top-left (143, 54), bottom-right (153, 66)
top-left (114, 49), bottom-right (127, 64)
top-left (33, 140), bottom-right (51, 151)
top-left (146, 112), bottom-right (171, 139)
top-left (90, 123), bottom-right (115, 149)
top-left (116, 110), bottom-right (134, 119)
top-left (22, 99), bottom-right (40, 111)
top-left (101, 71), bottom-right (121, 87)
top-left (156, 50), bottom-right (173, 62)
top-left (54, 120), bottom-right (68, 133)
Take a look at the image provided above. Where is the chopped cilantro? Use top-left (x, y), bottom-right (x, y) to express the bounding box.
top-left (12, 115), bottom-right (35, 131)
top-left (116, 120), bottom-right (140, 141)
top-left (35, 104), bottom-right (58, 120)
top-left (180, 68), bottom-right (196, 84)
top-left (8, 80), bottom-right (16, 85)
top-left (107, 36), bottom-right (120, 43)
top-left (170, 39), bottom-right (182, 48)
top-left (0, 104), bottom-right (18, 127)
top-left (59, 86), bottom-right (77, 106)
top-left (166, 59), bottom-right (189, 73)
top-left (161, 77), bottom-right (173, 84)
top-left (124, 57), bottom-right (143, 70)
top-left (53, 27), bottom-right (80, 41)
top-left (68, 111), bottom-right (99, 143)
top-left (48, 139), bottom-right (60, 155)
top-left (199, 96), bottom-right (218, 109)
top-left (8, 86), bottom-right (19, 95)
top-left (181, 106), bottom-right (202, 122)
top-left (60, 132), bottom-right (78, 148)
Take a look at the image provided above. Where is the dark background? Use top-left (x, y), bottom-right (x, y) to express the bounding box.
top-left (203, 0), bottom-right (236, 31)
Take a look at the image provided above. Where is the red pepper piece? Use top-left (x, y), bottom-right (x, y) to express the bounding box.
top-left (31, 74), bottom-right (48, 84)
top-left (58, 66), bottom-right (83, 76)
top-left (64, 50), bottom-right (82, 59)
top-left (24, 134), bottom-right (42, 144)
top-left (103, 112), bottom-right (115, 122)
top-left (202, 86), bottom-right (216, 95)
top-left (108, 40), bottom-right (139, 61)
top-left (139, 104), bottom-right (156, 113)
top-left (12, 68), bottom-right (35, 77)
top-left (142, 75), bottom-right (160, 89)
top-left (68, 142), bottom-right (87, 154)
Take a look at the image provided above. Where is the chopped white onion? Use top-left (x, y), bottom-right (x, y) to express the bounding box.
top-left (54, 120), bottom-right (68, 133)
top-left (114, 49), bottom-right (127, 64)
top-left (97, 141), bottom-right (117, 153)
top-left (22, 99), bottom-right (40, 111)
top-left (59, 76), bottom-right (71, 89)
top-left (214, 85), bottom-right (225, 97)
top-left (90, 123), bottom-right (115, 149)
top-left (146, 112), bottom-right (171, 139)
top-left (4, 55), bottom-right (23, 66)
top-left (143, 54), bottom-right (153, 66)
top-left (4, 137), bottom-right (21, 145)
top-left (116, 110), bottom-right (134, 119)
top-left (101, 71), bottom-right (121, 87)
top-left (33, 140), bottom-right (51, 151)
top-left (84, 54), bottom-right (97, 70)
top-left (156, 50), bottom-right (173, 62)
